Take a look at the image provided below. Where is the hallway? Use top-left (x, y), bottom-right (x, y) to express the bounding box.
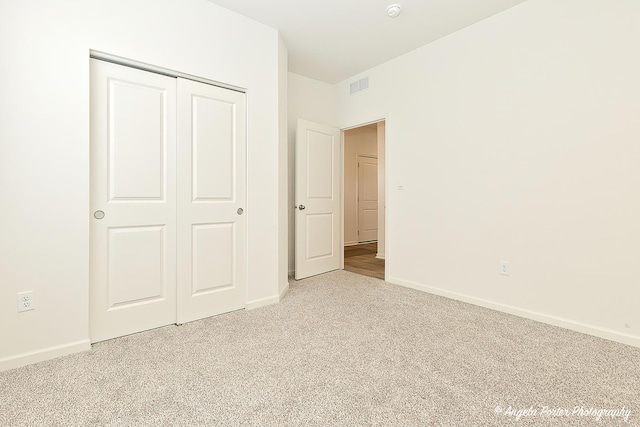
top-left (343, 243), bottom-right (385, 280)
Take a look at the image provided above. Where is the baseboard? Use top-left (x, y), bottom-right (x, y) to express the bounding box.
top-left (279, 282), bottom-right (290, 300)
top-left (246, 294), bottom-right (280, 310)
top-left (376, 253), bottom-right (385, 260)
top-left (344, 242), bottom-right (358, 247)
top-left (0, 339), bottom-right (91, 372)
top-left (386, 276), bottom-right (640, 349)
top-left (247, 281), bottom-right (290, 311)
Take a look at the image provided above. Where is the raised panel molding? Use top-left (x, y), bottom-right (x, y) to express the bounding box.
top-left (109, 79), bottom-right (167, 201)
top-left (306, 130), bottom-right (334, 199)
top-left (191, 223), bottom-right (235, 295)
top-left (306, 213), bottom-right (334, 260)
top-left (107, 225), bottom-right (165, 308)
top-left (192, 95), bottom-right (235, 201)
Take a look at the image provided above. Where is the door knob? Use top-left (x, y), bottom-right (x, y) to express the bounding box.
top-left (94, 210), bottom-right (105, 220)
top-left (298, 205), bottom-right (306, 210)
top-left (237, 208), bottom-right (244, 215)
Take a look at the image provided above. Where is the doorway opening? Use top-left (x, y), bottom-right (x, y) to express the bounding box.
top-left (342, 121), bottom-right (385, 280)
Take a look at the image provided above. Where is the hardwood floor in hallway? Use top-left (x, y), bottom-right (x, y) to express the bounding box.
top-left (343, 242), bottom-right (385, 280)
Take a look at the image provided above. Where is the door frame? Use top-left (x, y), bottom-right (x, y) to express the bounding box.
top-left (339, 117), bottom-right (388, 278)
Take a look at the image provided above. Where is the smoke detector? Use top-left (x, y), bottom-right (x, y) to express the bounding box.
top-left (386, 4), bottom-right (401, 18)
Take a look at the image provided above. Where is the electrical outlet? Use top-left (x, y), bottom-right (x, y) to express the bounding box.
top-left (17, 291), bottom-right (34, 312)
top-left (500, 261), bottom-right (510, 276)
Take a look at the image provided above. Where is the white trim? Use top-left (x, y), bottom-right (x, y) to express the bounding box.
top-left (378, 118), bottom-right (388, 282)
top-left (341, 118), bottom-right (385, 132)
top-left (382, 118), bottom-right (389, 282)
top-left (387, 277), bottom-right (640, 348)
top-left (340, 131), bottom-right (345, 271)
top-left (375, 254), bottom-right (385, 260)
top-left (246, 282), bottom-right (288, 310)
top-left (279, 282), bottom-right (290, 301)
top-left (340, 115), bottom-right (389, 282)
top-left (90, 50), bottom-right (245, 93)
top-left (246, 294), bottom-right (280, 310)
top-left (354, 153), bottom-right (359, 243)
top-left (0, 339), bottom-right (91, 372)
top-left (344, 241), bottom-right (358, 247)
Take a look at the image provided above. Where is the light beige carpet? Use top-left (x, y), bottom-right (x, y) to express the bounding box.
top-left (1, 270), bottom-right (639, 426)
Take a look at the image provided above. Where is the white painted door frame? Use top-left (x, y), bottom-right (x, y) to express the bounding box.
top-left (339, 118), bottom-right (388, 278)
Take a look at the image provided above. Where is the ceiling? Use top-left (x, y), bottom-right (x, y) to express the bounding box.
top-left (206, 0), bottom-right (529, 83)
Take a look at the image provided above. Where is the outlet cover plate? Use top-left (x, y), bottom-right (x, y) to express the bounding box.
top-left (17, 291), bottom-right (34, 312)
top-left (500, 261), bottom-right (510, 276)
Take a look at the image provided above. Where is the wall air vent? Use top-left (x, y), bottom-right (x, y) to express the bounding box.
top-left (349, 77), bottom-right (369, 95)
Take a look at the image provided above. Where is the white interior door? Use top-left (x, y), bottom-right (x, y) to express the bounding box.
top-left (295, 119), bottom-right (341, 280)
top-left (90, 59), bottom-right (177, 342)
top-left (357, 155), bottom-right (378, 243)
top-left (176, 78), bottom-right (246, 324)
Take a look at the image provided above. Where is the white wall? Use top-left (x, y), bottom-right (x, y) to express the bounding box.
top-left (337, 0), bottom-right (640, 347)
top-left (376, 121), bottom-right (386, 259)
top-left (0, 0), bottom-right (283, 370)
top-left (344, 125), bottom-right (378, 245)
top-left (287, 73), bottom-right (338, 273)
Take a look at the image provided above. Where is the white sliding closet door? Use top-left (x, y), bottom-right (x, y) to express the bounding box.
top-left (90, 59), bottom-right (177, 342)
top-left (90, 59), bottom-right (247, 341)
top-left (176, 78), bottom-right (247, 324)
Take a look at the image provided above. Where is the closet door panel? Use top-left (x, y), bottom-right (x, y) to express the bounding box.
top-left (90, 59), bottom-right (177, 342)
top-left (177, 79), bottom-right (246, 324)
